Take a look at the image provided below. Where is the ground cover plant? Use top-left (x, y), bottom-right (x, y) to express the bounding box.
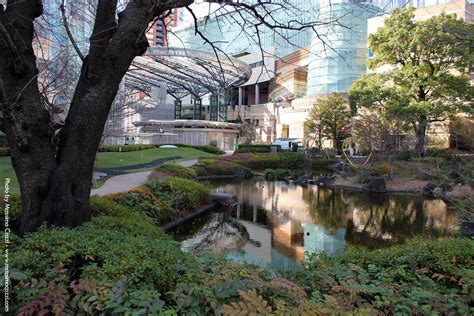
top-left (3, 164), bottom-right (473, 314)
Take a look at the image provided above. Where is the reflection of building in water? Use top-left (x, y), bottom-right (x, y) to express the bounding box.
top-left (208, 179), bottom-right (460, 269)
top-left (303, 224), bottom-right (345, 257)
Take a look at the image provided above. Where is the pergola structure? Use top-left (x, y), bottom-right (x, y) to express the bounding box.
top-left (126, 47), bottom-right (252, 122)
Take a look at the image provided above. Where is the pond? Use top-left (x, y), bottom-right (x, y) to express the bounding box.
top-left (172, 179), bottom-right (460, 272)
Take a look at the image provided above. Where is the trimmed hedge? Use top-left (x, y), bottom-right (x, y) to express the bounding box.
top-left (99, 144), bottom-right (156, 152)
top-left (235, 153), bottom-right (304, 169)
top-left (235, 144), bottom-right (280, 153)
top-left (98, 143), bottom-right (223, 154)
top-left (0, 146), bottom-right (10, 156)
top-left (193, 158), bottom-right (252, 177)
top-left (160, 143), bottom-right (224, 155)
top-left (155, 163), bottom-right (197, 179)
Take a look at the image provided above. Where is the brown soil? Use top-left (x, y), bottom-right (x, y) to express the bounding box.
top-left (333, 175), bottom-right (429, 193)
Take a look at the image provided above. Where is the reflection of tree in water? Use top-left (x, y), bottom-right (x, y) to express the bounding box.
top-left (303, 188), bottom-right (351, 232)
top-left (302, 187), bottom-right (458, 248)
top-left (345, 194), bottom-right (457, 249)
top-left (181, 212), bottom-right (249, 254)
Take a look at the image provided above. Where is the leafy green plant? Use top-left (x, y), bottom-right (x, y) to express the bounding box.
top-left (0, 146), bottom-right (10, 156)
top-left (98, 144), bottom-right (156, 152)
top-left (167, 177), bottom-right (210, 210)
top-left (299, 238), bottom-right (474, 315)
top-left (155, 163), bottom-right (197, 179)
top-left (311, 158), bottom-right (338, 168)
top-left (11, 216), bottom-right (188, 293)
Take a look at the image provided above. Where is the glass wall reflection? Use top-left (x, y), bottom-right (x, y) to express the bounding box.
top-left (174, 179), bottom-right (459, 272)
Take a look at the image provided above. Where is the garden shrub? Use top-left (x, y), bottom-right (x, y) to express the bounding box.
top-left (426, 147), bottom-right (451, 159)
top-left (155, 163), bottom-right (197, 178)
top-left (290, 169), bottom-right (305, 179)
top-left (311, 158), bottom-right (338, 168)
top-left (10, 217), bottom-right (187, 293)
top-left (0, 193), bottom-right (21, 231)
top-left (98, 144), bottom-right (156, 152)
top-left (118, 190), bottom-right (175, 225)
top-left (370, 162), bottom-right (393, 176)
top-left (264, 169), bottom-right (275, 180)
top-left (232, 153), bottom-right (304, 170)
top-left (0, 146), bottom-right (9, 156)
top-left (265, 169), bottom-right (295, 181)
top-left (167, 177), bottom-right (210, 210)
top-left (279, 152), bottom-right (304, 168)
top-left (299, 237), bottom-right (474, 315)
top-left (192, 158), bottom-right (251, 178)
top-left (235, 144), bottom-right (275, 153)
top-left (161, 143), bottom-right (223, 155)
top-left (394, 150), bottom-right (413, 161)
top-left (145, 177), bottom-right (211, 212)
top-left (411, 156), bottom-right (446, 165)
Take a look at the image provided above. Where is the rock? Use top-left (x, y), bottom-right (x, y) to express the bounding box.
top-left (363, 177), bottom-right (387, 193)
top-left (233, 167), bottom-right (252, 179)
top-left (460, 222), bottom-right (474, 237)
top-left (333, 162), bottom-right (346, 171)
top-left (432, 187), bottom-right (444, 198)
top-left (316, 175), bottom-right (336, 187)
top-left (423, 183), bottom-right (437, 197)
top-left (211, 192), bottom-right (238, 206)
top-left (296, 174), bottom-right (311, 185)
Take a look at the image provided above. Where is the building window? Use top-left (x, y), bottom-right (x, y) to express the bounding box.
top-left (282, 124), bottom-right (289, 139)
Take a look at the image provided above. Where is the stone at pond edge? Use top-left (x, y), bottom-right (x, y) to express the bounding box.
top-left (211, 192), bottom-right (238, 207)
top-left (296, 174), bottom-right (310, 185)
top-left (233, 167), bottom-right (253, 179)
top-left (363, 176), bottom-right (387, 193)
top-left (315, 175), bottom-right (336, 187)
top-left (460, 222), bottom-right (474, 237)
top-left (423, 183), bottom-right (437, 197)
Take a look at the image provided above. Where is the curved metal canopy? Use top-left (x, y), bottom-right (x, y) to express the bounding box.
top-left (126, 47), bottom-right (252, 99)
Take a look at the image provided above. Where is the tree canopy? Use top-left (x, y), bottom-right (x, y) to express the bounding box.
top-left (304, 92), bottom-right (351, 151)
top-left (349, 8), bottom-right (473, 156)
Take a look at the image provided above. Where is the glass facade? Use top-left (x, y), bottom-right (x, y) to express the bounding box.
top-left (171, 0), bottom-right (380, 95)
top-left (307, 1), bottom-right (380, 94)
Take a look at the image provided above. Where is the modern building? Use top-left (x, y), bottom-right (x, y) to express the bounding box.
top-left (108, 0), bottom-right (472, 149)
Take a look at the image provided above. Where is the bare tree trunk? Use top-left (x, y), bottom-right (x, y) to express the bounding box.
top-left (1, 0), bottom-right (192, 233)
top-left (414, 120), bottom-right (428, 157)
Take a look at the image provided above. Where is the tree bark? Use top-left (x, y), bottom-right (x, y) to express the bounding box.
top-left (414, 120), bottom-right (428, 157)
top-left (1, 0), bottom-right (193, 233)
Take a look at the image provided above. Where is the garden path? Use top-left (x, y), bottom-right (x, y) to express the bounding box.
top-left (91, 159), bottom-right (198, 196)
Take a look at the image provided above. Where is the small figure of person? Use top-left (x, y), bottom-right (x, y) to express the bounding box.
top-left (349, 145), bottom-right (354, 157)
top-left (159, 128), bottom-right (164, 133)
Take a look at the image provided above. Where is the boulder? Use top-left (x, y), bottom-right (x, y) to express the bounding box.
top-left (316, 175), bottom-right (336, 187)
top-left (432, 187), bottom-right (444, 198)
top-left (233, 167), bottom-right (252, 179)
top-left (460, 222), bottom-right (474, 238)
top-left (363, 177), bottom-right (387, 193)
top-left (422, 183), bottom-right (437, 197)
top-left (296, 174), bottom-right (311, 185)
top-left (333, 162), bottom-right (346, 171)
top-left (211, 192), bottom-right (238, 207)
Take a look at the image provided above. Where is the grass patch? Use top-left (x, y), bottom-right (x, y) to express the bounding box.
top-left (96, 147), bottom-right (214, 169)
top-left (0, 157), bottom-right (19, 194)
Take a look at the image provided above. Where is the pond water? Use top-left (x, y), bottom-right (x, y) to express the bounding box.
top-left (172, 179), bottom-right (460, 272)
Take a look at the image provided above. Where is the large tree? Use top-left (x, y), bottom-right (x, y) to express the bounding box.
top-left (304, 92), bottom-right (350, 151)
top-left (349, 8), bottom-right (473, 156)
top-left (0, 0), bottom-right (333, 233)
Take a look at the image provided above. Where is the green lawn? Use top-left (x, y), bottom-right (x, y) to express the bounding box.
top-left (1, 147), bottom-right (215, 195)
top-left (96, 147), bottom-right (214, 169)
top-left (0, 157), bottom-right (19, 194)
